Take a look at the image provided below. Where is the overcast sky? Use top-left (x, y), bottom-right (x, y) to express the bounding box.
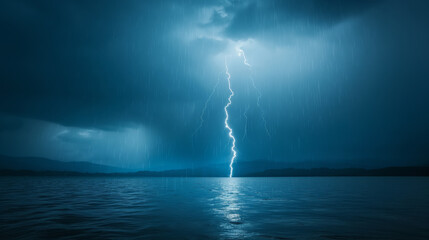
top-left (0, 0), bottom-right (428, 170)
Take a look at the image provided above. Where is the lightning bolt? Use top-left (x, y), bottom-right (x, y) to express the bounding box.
top-left (242, 105), bottom-right (249, 140)
top-left (224, 58), bottom-right (237, 178)
top-left (237, 48), bottom-right (271, 138)
top-left (193, 73), bottom-right (221, 138)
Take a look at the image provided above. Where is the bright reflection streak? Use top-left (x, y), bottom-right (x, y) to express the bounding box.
top-left (216, 178), bottom-right (250, 238)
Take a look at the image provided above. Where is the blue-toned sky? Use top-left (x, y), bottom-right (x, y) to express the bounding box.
top-left (0, 0), bottom-right (428, 170)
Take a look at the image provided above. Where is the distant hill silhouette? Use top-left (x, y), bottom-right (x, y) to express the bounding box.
top-left (1, 167), bottom-right (428, 177)
top-left (244, 167), bottom-right (429, 177)
top-left (0, 155), bottom-right (428, 177)
top-left (0, 155), bottom-right (129, 173)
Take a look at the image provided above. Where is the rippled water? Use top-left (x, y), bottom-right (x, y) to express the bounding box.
top-left (0, 177), bottom-right (428, 239)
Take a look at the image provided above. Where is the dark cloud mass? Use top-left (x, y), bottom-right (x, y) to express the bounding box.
top-left (0, 0), bottom-right (428, 170)
top-left (223, 0), bottom-right (380, 40)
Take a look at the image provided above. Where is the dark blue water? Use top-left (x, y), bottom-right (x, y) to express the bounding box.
top-left (0, 177), bottom-right (428, 239)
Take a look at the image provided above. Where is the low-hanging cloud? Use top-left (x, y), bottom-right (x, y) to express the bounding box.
top-left (0, 0), bottom-right (428, 169)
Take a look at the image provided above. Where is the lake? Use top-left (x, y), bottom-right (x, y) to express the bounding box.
top-left (0, 177), bottom-right (428, 239)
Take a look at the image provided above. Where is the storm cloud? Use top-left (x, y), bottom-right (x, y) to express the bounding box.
top-left (0, 0), bottom-right (428, 169)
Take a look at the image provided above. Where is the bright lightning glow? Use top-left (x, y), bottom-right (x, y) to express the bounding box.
top-left (237, 48), bottom-right (251, 67)
top-left (224, 58), bottom-right (237, 178)
top-left (237, 47), bottom-right (271, 138)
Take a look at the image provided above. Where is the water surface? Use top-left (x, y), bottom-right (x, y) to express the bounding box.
top-left (0, 177), bottom-right (428, 239)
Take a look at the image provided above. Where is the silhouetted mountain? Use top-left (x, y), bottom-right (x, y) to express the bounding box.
top-left (0, 155), bottom-right (129, 173)
top-left (1, 155), bottom-right (428, 177)
top-left (244, 167), bottom-right (429, 177)
top-left (1, 166), bottom-right (428, 177)
top-left (202, 160), bottom-right (398, 176)
top-left (232, 159), bottom-right (429, 172)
